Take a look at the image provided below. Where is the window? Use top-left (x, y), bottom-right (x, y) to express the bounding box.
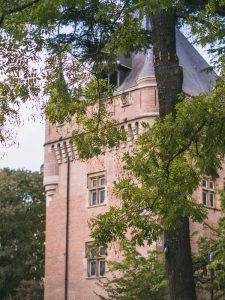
top-left (120, 92), bottom-right (132, 107)
top-left (86, 243), bottom-right (106, 278)
top-left (202, 190), bottom-right (208, 206)
top-left (88, 173), bottom-right (106, 206)
top-left (202, 179), bottom-right (207, 188)
top-left (210, 191), bottom-right (214, 207)
top-left (202, 178), bottom-right (215, 208)
top-left (209, 181), bottom-right (214, 189)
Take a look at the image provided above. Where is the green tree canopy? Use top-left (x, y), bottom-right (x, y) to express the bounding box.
top-left (97, 243), bottom-right (166, 300)
top-left (193, 193), bottom-right (225, 299)
top-left (0, 0), bottom-right (224, 152)
top-left (0, 1), bottom-right (224, 299)
top-left (0, 168), bottom-right (45, 300)
top-left (91, 82), bottom-right (225, 243)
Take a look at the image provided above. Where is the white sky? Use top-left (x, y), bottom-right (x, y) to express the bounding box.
top-left (0, 106), bottom-right (45, 172)
top-left (0, 42), bottom-right (212, 172)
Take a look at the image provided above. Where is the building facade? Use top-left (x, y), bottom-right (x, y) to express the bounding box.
top-left (43, 31), bottom-right (222, 299)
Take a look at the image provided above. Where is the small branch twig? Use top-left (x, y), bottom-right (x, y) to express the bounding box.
top-left (0, 0), bottom-right (41, 28)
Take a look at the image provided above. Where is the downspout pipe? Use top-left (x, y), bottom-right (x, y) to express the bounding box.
top-left (65, 159), bottom-right (70, 300)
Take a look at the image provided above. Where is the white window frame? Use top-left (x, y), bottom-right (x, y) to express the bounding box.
top-left (202, 179), bottom-right (207, 188)
top-left (88, 172), bottom-right (107, 207)
top-left (86, 242), bottom-right (107, 278)
top-left (202, 178), bottom-right (215, 208)
top-left (209, 191), bottom-right (214, 208)
top-left (202, 190), bottom-right (208, 206)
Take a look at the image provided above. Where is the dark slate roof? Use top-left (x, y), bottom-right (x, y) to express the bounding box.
top-left (117, 30), bottom-right (217, 96)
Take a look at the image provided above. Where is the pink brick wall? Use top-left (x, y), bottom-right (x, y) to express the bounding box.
top-left (44, 79), bottom-right (223, 299)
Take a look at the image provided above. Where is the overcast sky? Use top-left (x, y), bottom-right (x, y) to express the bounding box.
top-left (0, 106), bottom-right (45, 172)
top-left (0, 44), bottom-right (211, 172)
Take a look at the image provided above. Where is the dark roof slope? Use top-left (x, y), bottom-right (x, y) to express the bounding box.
top-left (118, 30), bottom-right (217, 96)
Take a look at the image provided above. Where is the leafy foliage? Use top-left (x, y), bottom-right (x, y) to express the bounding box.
top-left (185, 0), bottom-right (225, 66)
top-left (0, 33), bottom-right (43, 144)
top-left (0, 1), bottom-right (224, 299)
top-left (0, 0), bottom-right (224, 294)
top-left (37, 1), bottom-right (150, 157)
top-left (193, 193), bottom-right (225, 299)
top-left (36, 0), bottom-right (225, 158)
top-left (0, 168), bottom-right (45, 300)
top-left (0, 0), bottom-right (224, 154)
top-left (91, 83), bottom-right (225, 246)
top-left (0, 0), bottom-right (45, 145)
top-left (97, 243), bottom-right (166, 300)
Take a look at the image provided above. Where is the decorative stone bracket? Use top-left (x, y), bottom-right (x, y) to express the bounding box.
top-left (44, 175), bottom-right (59, 207)
top-left (52, 140), bottom-right (78, 164)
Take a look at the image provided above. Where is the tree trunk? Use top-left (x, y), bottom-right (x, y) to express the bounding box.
top-left (164, 218), bottom-right (196, 300)
top-left (150, 10), bottom-right (197, 300)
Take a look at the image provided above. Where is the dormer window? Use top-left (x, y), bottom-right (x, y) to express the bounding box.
top-left (108, 72), bottom-right (118, 86)
top-left (117, 65), bottom-right (131, 86)
top-left (108, 54), bottom-right (132, 87)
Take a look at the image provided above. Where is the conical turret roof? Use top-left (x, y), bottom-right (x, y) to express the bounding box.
top-left (117, 30), bottom-right (217, 96)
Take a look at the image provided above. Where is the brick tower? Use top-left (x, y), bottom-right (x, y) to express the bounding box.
top-left (43, 31), bottom-right (222, 299)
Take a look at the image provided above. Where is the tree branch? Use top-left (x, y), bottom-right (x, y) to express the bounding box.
top-left (164, 120), bottom-right (206, 174)
top-left (0, 0), bottom-right (41, 28)
top-left (203, 221), bottom-right (220, 235)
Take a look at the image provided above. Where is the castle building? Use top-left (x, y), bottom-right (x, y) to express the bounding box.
top-left (43, 30), bottom-right (222, 299)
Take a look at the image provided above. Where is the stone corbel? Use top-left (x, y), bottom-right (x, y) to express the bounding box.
top-left (44, 175), bottom-right (59, 207)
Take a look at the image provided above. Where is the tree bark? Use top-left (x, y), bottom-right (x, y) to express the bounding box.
top-left (164, 218), bottom-right (196, 300)
top-left (150, 10), bottom-right (197, 300)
